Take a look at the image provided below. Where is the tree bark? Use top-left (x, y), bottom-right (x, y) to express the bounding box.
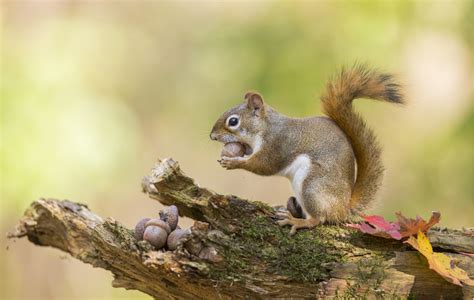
top-left (9, 158), bottom-right (474, 299)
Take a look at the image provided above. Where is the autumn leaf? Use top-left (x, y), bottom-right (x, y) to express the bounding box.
top-left (347, 212), bottom-right (441, 240)
top-left (347, 212), bottom-right (473, 287)
top-left (347, 215), bottom-right (402, 240)
top-left (396, 211), bottom-right (440, 238)
top-left (405, 231), bottom-right (474, 286)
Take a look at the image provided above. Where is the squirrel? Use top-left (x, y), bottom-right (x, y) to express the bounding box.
top-left (210, 64), bottom-right (403, 235)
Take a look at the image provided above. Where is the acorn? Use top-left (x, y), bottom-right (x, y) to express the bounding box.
top-left (221, 142), bottom-right (245, 158)
top-left (143, 219), bottom-right (171, 249)
top-left (159, 205), bottom-right (179, 231)
top-left (167, 228), bottom-right (191, 250)
top-left (134, 218), bottom-right (151, 240)
top-left (143, 227), bottom-right (167, 249)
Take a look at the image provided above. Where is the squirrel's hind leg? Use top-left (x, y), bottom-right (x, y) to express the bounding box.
top-left (276, 211), bottom-right (320, 236)
top-left (302, 176), bottom-right (352, 224)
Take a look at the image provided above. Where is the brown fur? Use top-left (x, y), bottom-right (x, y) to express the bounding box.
top-left (321, 64), bottom-right (403, 213)
top-left (210, 64), bottom-right (403, 231)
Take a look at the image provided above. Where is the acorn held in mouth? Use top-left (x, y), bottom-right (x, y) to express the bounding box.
top-left (221, 142), bottom-right (245, 158)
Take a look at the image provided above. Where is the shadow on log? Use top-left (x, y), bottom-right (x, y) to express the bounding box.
top-left (9, 158), bottom-right (474, 299)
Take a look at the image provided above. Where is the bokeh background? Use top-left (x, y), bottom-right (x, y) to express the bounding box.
top-left (2, 1), bottom-right (473, 299)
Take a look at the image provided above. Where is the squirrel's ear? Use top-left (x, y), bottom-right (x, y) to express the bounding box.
top-left (244, 92), bottom-right (264, 114)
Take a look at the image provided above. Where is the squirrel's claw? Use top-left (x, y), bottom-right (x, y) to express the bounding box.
top-left (276, 211), bottom-right (319, 236)
top-left (275, 211), bottom-right (292, 219)
top-left (219, 156), bottom-right (245, 170)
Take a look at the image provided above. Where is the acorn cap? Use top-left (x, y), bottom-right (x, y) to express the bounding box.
top-left (159, 205), bottom-right (179, 231)
top-left (145, 218), bottom-right (171, 234)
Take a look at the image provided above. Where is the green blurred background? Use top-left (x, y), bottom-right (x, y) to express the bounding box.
top-left (1, 1), bottom-right (473, 299)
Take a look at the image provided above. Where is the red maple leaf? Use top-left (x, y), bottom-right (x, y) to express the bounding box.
top-left (347, 212), bottom-right (441, 240)
top-left (347, 215), bottom-right (402, 240)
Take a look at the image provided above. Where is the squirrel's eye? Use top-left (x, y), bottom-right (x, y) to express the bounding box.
top-left (228, 117), bottom-right (239, 127)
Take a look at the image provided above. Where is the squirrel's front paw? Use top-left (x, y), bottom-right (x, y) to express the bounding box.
top-left (218, 156), bottom-right (245, 170)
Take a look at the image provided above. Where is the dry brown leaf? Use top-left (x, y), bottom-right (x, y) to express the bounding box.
top-left (396, 211), bottom-right (440, 238)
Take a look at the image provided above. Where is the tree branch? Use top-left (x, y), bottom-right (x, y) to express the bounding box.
top-left (10, 158), bottom-right (474, 299)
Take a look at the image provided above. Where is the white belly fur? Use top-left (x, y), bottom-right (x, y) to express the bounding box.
top-left (278, 154), bottom-right (312, 214)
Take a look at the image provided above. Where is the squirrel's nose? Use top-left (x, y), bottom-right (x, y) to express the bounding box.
top-left (210, 132), bottom-right (218, 141)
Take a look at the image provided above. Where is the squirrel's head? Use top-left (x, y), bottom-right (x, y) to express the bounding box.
top-left (210, 92), bottom-right (268, 156)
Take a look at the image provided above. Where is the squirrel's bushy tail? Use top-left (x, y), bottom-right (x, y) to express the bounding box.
top-left (321, 64), bottom-right (403, 213)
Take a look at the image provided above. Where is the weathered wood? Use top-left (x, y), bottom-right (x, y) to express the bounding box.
top-left (9, 158), bottom-right (474, 299)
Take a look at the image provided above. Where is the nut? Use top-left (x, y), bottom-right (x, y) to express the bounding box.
top-left (145, 218), bottom-right (171, 234)
top-left (143, 226), bottom-right (168, 249)
top-left (167, 228), bottom-right (191, 250)
top-left (134, 218), bottom-right (151, 240)
top-left (159, 205), bottom-right (179, 231)
top-left (221, 142), bottom-right (245, 158)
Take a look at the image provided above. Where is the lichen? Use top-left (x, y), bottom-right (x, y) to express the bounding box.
top-left (339, 255), bottom-right (390, 298)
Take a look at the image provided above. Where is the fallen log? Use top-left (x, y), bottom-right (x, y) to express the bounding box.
top-left (9, 158), bottom-right (474, 299)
